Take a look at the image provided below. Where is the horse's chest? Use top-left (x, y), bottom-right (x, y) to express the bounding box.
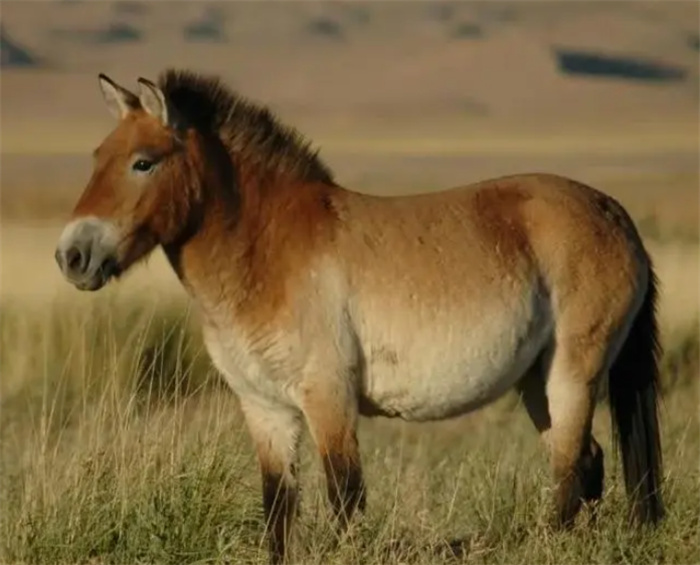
top-left (202, 322), bottom-right (296, 404)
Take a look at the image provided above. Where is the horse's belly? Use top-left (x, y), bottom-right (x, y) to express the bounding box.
top-left (359, 302), bottom-right (552, 421)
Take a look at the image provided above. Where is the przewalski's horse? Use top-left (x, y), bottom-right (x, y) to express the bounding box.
top-left (55, 69), bottom-right (664, 564)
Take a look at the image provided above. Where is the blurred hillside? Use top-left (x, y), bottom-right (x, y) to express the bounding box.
top-left (0, 1), bottom-right (698, 219)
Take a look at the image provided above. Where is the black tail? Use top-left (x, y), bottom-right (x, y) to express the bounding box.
top-left (608, 262), bottom-right (664, 525)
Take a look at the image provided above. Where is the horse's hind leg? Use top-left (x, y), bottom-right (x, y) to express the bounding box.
top-left (518, 343), bottom-right (605, 526)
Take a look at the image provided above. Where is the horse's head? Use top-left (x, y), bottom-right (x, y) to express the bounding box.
top-left (55, 74), bottom-right (200, 291)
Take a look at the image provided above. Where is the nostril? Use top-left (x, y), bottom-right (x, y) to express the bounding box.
top-left (66, 245), bottom-right (88, 275)
top-left (66, 247), bottom-right (81, 270)
top-left (54, 248), bottom-right (64, 270)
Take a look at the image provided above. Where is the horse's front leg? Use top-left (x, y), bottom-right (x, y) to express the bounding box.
top-left (298, 376), bottom-right (366, 533)
top-left (241, 399), bottom-right (303, 565)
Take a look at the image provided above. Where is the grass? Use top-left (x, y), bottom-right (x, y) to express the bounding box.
top-left (1, 245), bottom-right (699, 564)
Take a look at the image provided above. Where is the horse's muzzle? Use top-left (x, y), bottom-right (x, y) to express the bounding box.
top-left (55, 218), bottom-right (120, 291)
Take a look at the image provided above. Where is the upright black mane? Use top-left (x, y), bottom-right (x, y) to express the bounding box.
top-left (157, 68), bottom-right (334, 184)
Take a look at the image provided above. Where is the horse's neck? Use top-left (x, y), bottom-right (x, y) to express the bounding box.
top-left (164, 166), bottom-right (337, 321)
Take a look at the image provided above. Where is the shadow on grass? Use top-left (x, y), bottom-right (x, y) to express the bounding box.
top-left (553, 47), bottom-right (688, 82)
top-left (50, 22), bottom-right (143, 45)
top-left (0, 26), bottom-right (43, 68)
top-left (305, 17), bottom-right (345, 41)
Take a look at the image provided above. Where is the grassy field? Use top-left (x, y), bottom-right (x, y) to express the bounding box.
top-left (1, 212), bottom-right (699, 564)
top-left (0, 289), bottom-right (698, 565)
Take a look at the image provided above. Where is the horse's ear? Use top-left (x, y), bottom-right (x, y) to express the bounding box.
top-left (98, 73), bottom-right (139, 120)
top-left (137, 77), bottom-right (173, 127)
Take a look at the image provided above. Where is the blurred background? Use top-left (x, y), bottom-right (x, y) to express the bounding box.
top-left (1, 0), bottom-right (698, 310)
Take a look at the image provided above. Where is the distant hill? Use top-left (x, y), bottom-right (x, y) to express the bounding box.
top-left (0, 2), bottom-right (697, 134)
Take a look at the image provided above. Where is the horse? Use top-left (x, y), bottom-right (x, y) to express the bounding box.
top-left (55, 68), bottom-right (664, 564)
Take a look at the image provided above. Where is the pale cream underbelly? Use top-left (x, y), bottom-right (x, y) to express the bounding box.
top-left (357, 303), bottom-right (553, 422)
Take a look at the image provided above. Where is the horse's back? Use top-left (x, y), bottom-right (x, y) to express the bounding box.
top-left (333, 172), bottom-right (647, 300)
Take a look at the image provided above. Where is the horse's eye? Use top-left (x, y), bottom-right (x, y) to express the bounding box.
top-left (132, 159), bottom-right (154, 173)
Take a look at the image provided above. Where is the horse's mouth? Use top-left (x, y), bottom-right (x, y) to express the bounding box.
top-left (74, 278), bottom-right (107, 292)
top-left (99, 256), bottom-right (122, 280)
top-left (71, 257), bottom-right (122, 292)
